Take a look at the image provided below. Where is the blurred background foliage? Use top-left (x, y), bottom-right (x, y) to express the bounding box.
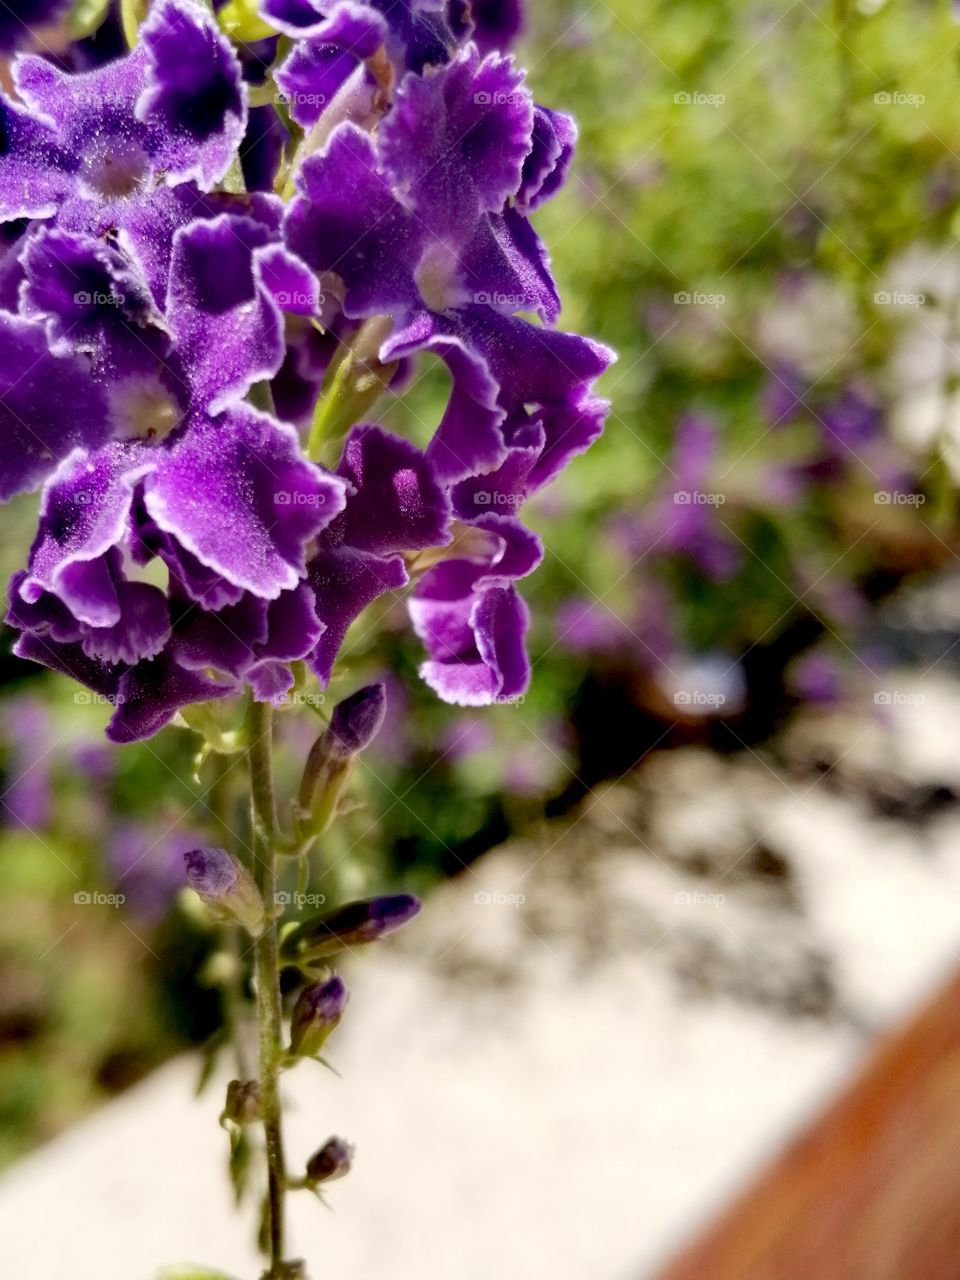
top-left (2, 0), bottom-right (960, 1163)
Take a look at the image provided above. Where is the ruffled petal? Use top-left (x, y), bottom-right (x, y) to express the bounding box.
top-left (166, 213), bottom-right (286, 413)
top-left (286, 124), bottom-right (422, 317)
top-left (20, 443), bottom-right (152, 625)
top-left (107, 651), bottom-right (237, 743)
top-left (378, 45), bottom-right (533, 238)
top-left (308, 546), bottom-right (408, 683)
top-left (517, 105), bottom-right (576, 212)
top-left (20, 227), bottom-right (171, 376)
top-left (0, 314), bottom-right (113, 501)
top-left (328, 424), bottom-right (451, 557)
top-left (144, 405), bottom-right (347, 599)
top-left (137, 0), bottom-right (248, 189)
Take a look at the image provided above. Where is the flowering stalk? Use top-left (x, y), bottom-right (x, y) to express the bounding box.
top-left (246, 698), bottom-right (290, 1277)
top-left (0, 0), bottom-right (613, 1272)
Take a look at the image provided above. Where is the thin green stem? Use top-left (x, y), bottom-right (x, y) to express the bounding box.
top-left (247, 699), bottom-right (288, 1276)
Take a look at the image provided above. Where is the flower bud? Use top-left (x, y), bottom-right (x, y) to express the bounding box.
top-left (327, 683), bottom-right (387, 759)
top-left (184, 847), bottom-right (265, 936)
top-left (306, 1136), bottom-right (354, 1185)
top-left (222, 1078), bottom-right (261, 1126)
top-left (281, 894), bottom-right (421, 964)
top-left (295, 684), bottom-right (388, 838)
top-left (289, 976), bottom-right (349, 1058)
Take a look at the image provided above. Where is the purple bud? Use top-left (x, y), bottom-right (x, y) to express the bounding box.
top-left (282, 894), bottom-right (422, 963)
top-left (289, 976), bottom-right (349, 1058)
top-left (327, 683), bottom-right (387, 759)
top-left (306, 1135), bottom-right (354, 1185)
top-left (184, 847), bottom-right (265, 936)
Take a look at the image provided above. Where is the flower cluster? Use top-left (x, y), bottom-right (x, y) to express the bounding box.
top-left (2, 0), bottom-right (613, 741)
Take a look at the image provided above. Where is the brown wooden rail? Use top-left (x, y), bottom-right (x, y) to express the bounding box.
top-left (656, 964), bottom-right (960, 1280)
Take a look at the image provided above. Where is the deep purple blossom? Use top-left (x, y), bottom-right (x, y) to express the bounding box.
top-left (1, 0), bottom-right (613, 732)
top-left (0, 0), bottom-right (247, 287)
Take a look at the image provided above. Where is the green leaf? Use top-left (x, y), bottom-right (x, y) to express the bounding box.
top-left (228, 1127), bottom-right (255, 1205)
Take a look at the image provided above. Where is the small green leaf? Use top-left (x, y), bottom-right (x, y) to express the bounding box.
top-left (228, 1126), bottom-right (255, 1205)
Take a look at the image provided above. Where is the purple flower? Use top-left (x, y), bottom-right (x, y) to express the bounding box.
top-left (0, 0), bottom-right (613, 735)
top-left (0, 1), bottom-right (247, 266)
top-left (306, 424), bottom-right (451, 683)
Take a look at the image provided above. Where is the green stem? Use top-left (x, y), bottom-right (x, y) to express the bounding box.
top-left (247, 700), bottom-right (288, 1276)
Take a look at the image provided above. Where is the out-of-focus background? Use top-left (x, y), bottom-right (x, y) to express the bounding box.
top-left (6, 0), bottom-right (960, 1277)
